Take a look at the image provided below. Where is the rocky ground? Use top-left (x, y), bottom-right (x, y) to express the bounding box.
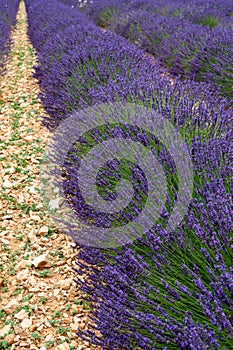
top-left (0, 2), bottom-right (100, 349)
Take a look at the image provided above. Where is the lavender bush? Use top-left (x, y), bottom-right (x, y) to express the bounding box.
top-left (25, 0), bottom-right (89, 52)
top-left (72, 94), bottom-right (232, 349)
top-left (0, 0), bottom-right (20, 68)
top-left (33, 22), bottom-right (162, 129)
top-left (189, 27), bottom-right (233, 100)
top-left (26, 0), bottom-right (233, 348)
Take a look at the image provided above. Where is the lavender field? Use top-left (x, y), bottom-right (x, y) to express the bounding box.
top-left (1, 0), bottom-right (232, 349)
top-left (81, 0), bottom-right (233, 100)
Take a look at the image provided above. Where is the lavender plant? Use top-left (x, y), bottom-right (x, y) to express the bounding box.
top-left (79, 0), bottom-right (129, 27)
top-left (72, 96), bottom-right (232, 349)
top-left (189, 26), bottom-right (233, 100)
top-left (0, 0), bottom-right (20, 68)
top-left (33, 23), bottom-right (162, 129)
top-left (25, 0), bottom-right (89, 52)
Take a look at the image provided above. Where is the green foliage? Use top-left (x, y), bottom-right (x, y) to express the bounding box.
top-left (97, 7), bottom-right (118, 27)
top-left (196, 16), bottom-right (219, 28)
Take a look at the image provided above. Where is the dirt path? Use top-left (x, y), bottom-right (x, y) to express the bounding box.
top-left (0, 2), bottom-right (99, 349)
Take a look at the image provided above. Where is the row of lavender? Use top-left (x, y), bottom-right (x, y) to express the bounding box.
top-left (25, 0), bottom-right (233, 349)
top-left (0, 0), bottom-right (20, 68)
top-left (79, 0), bottom-right (233, 101)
